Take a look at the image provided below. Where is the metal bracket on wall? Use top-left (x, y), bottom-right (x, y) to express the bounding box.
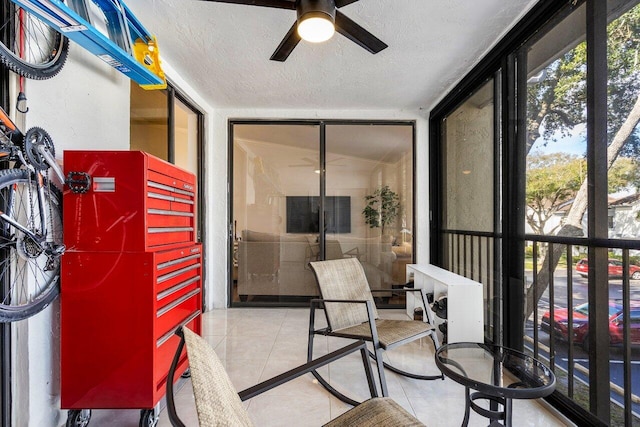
top-left (12, 0), bottom-right (166, 89)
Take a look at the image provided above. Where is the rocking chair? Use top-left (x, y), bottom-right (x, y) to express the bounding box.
top-left (308, 258), bottom-right (442, 404)
top-left (166, 326), bottom-right (426, 426)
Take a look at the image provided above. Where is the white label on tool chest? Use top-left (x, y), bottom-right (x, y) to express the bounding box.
top-left (93, 177), bottom-right (115, 192)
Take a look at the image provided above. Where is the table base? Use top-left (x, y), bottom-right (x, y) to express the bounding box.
top-left (463, 387), bottom-right (513, 427)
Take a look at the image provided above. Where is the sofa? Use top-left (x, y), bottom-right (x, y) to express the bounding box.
top-left (237, 230), bottom-right (318, 299)
top-left (237, 230), bottom-right (396, 300)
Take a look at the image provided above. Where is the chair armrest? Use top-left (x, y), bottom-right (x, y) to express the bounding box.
top-left (343, 246), bottom-right (361, 260)
top-left (369, 288), bottom-right (414, 295)
top-left (238, 340), bottom-right (377, 401)
top-left (371, 288), bottom-right (428, 297)
top-left (311, 298), bottom-right (370, 304)
top-left (369, 289), bottom-right (436, 324)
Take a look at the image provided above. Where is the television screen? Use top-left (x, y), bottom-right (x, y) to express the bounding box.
top-left (286, 196), bottom-right (351, 234)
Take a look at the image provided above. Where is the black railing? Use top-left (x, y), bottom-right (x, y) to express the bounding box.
top-left (441, 229), bottom-right (640, 426)
top-left (442, 230), bottom-right (496, 343)
top-left (525, 235), bottom-right (640, 426)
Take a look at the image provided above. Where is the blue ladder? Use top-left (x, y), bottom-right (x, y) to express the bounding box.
top-left (13, 0), bottom-right (166, 89)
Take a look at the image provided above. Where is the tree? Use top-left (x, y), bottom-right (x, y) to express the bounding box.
top-left (526, 153), bottom-right (586, 235)
top-left (526, 155), bottom-right (640, 236)
top-left (362, 185), bottom-right (400, 235)
top-left (524, 4), bottom-right (640, 320)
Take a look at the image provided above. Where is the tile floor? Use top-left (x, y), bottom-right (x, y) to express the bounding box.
top-left (87, 308), bottom-right (574, 427)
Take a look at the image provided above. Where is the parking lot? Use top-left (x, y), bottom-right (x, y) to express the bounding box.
top-left (526, 267), bottom-right (640, 418)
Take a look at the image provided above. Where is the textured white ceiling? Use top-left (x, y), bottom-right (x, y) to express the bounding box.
top-left (125, 0), bottom-right (539, 111)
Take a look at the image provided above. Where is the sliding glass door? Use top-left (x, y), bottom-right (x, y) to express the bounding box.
top-left (325, 124), bottom-right (414, 305)
top-left (231, 121), bottom-right (414, 306)
top-left (232, 124), bottom-right (320, 303)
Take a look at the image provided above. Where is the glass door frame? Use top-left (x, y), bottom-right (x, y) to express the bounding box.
top-left (228, 118), bottom-right (417, 307)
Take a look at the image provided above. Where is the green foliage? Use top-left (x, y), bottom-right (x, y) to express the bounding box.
top-left (525, 5), bottom-right (640, 236)
top-left (609, 157), bottom-right (640, 191)
top-left (527, 3), bottom-right (640, 157)
top-left (526, 153), bottom-right (639, 234)
top-left (526, 152), bottom-right (586, 234)
top-left (362, 186), bottom-right (400, 235)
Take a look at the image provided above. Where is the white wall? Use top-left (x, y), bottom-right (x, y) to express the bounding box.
top-left (14, 46), bottom-right (131, 427)
top-left (11, 47), bottom-right (429, 426)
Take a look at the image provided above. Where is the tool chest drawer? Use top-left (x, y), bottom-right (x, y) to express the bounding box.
top-left (156, 246), bottom-right (202, 296)
top-left (156, 286), bottom-right (201, 340)
top-left (61, 245), bottom-right (202, 409)
top-left (155, 311), bottom-right (200, 390)
top-left (63, 150), bottom-right (197, 252)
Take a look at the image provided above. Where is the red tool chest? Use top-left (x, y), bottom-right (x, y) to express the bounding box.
top-left (61, 151), bottom-right (202, 414)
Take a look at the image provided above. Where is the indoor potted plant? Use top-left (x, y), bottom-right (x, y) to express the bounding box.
top-left (362, 185), bottom-right (400, 235)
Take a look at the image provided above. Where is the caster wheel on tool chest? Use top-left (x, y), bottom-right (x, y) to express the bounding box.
top-left (140, 409), bottom-right (158, 427)
top-left (181, 368), bottom-right (191, 379)
top-left (66, 409), bottom-right (91, 427)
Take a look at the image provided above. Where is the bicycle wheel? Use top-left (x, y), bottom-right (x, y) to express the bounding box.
top-left (0, 0), bottom-right (69, 79)
top-left (0, 168), bottom-right (62, 322)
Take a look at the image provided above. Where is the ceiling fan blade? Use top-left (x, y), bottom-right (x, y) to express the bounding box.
top-left (270, 22), bottom-right (301, 61)
top-left (335, 10), bottom-right (387, 54)
top-left (197, 0), bottom-right (296, 9)
top-left (335, 0), bottom-right (360, 8)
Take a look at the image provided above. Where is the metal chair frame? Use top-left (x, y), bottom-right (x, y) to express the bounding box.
top-left (308, 276), bottom-right (443, 405)
top-left (166, 328), bottom-right (378, 427)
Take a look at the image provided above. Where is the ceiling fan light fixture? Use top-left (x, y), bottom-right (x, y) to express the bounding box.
top-left (296, 0), bottom-right (336, 43)
top-left (297, 12), bottom-right (335, 43)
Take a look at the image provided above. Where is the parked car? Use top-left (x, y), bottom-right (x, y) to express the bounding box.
top-left (541, 302), bottom-right (640, 351)
top-left (575, 258), bottom-right (640, 279)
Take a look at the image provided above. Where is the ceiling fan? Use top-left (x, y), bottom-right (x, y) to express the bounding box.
top-left (199, 0), bottom-right (388, 61)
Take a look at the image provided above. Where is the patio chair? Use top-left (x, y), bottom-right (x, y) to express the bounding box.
top-left (308, 258), bottom-right (442, 404)
top-left (166, 326), bottom-right (426, 427)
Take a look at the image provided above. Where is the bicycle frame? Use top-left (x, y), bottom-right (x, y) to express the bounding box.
top-left (9, 0), bottom-right (166, 88)
top-left (0, 106), bottom-right (63, 258)
top-left (0, 105), bottom-right (65, 177)
top-left (0, 168), bottom-right (63, 266)
top-left (0, 180), bottom-right (49, 248)
top-left (0, 105), bottom-right (17, 132)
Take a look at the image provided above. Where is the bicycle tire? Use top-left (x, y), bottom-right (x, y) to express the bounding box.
top-left (0, 168), bottom-right (62, 322)
top-left (0, 0), bottom-right (69, 79)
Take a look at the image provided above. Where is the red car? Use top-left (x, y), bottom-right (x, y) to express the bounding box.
top-left (575, 258), bottom-right (640, 279)
top-left (541, 302), bottom-right (640, 351)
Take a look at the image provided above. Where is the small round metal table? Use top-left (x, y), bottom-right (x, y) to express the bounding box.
top-left (435, 342), bottom-right (556, 427)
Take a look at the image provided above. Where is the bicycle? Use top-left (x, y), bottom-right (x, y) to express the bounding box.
top-left (0, 0), bottom-right (69, 79)
top-left (0, 105), bottom-right (66, 322)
